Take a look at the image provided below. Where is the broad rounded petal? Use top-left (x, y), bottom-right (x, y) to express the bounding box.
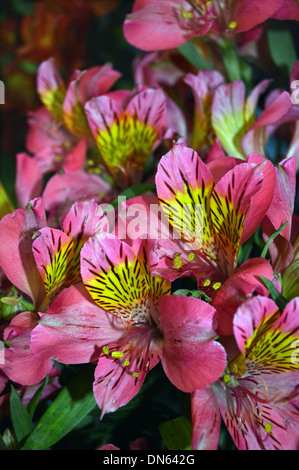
top-left (2, 312), bottom-right (53, 386)
top-left (272, 0), bottom-right (299, 21)
top-left (231, 0), bottom-right (282, 33)
top-left (15, 153), bottom-right (43, 209)
top-left (43, 170), bottom-right (112, 223)
top-left (30, 284), bottom-right (124, 364)
top-left (159, 295), bottom-right (226, 392)
top-left (123, 1), bottom-right (190, 51)
top-left (213, 258), bottom-right (274, 336)
top-left (77, 64), bottom-right (121, 104)
top-left (191, 387), bottom-right (221, 450)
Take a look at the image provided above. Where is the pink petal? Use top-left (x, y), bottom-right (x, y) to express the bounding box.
top-left (191, 387), bottom-right (221, 450)
top-left (231, 0), bottom-right (282, 33)
top-left (2, 312), bottom-right (53, 386)
top-left (212, 258), bottom-right (274, 336)
top-left (43, 170), bottom-right (112, 223)
top-left (30, 284), bottom-right (124, 364)
top-left (77, 64), bottom-right (121, 104)
top-left (159, 295), bottom-right (226, 392)
top-left (0, 199), bottom-right (47, 309)
top-left (15, 153), bottom-right (43, 209)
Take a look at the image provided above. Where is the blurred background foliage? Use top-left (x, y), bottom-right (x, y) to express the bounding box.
top-left (0, 0), bottom-right (137, 206)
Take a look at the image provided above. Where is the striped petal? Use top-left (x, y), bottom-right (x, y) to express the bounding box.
top-left (32, 227), bottom-right (75, 301)
top-left (156, 145), bottom-right (215, 254)
top-left (81, 236), bottom-right (171, 327)
top-left (85, 88), bottom-right (167, 186)
top-left (233, 296), bottom-right (299, 376)
top-left (210, 161), bottom-right (264, 277)
top-left (37, 58), bottom-right (65, 120)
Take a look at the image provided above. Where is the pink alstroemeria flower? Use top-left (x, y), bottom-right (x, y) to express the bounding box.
top-left (30, 235), bottom-right (226, 416)
top-left (191, 295), bottom-right (299, 450)
top-left (85, 86), bottom-right (169, 188)
top-left (17, 58), bottom-right (122, 209)
top-left (151, 144), bottom-right (275, 289)
top-left (0, 198), bottom-right (107, 386)
top-left (211, 78), bottom-right (299, 160)
top-left (123, 0), bottom-right (299, 52)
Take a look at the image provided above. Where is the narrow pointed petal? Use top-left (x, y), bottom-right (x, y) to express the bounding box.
top-left (191, 387), bottom-right (221, 450)
top-left (159, 295), bottom-right (226, 392)
top-left (37, 57), bottom-right (65, 120)
top-left (241, 154), bottom-right (275, 244)
top-left (210, 161), bottom-right (267, 276)
top-left (32, 227), bottom-right (75, 301)
top-left (211, 81), bottom-right (248, 159)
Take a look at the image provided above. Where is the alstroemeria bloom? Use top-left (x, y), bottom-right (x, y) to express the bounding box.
top-left (0, 198), bottom-right (107, 386)
top-left (31, 199), bottom-right (109, 303)
top-left (30, 235), bottom-right (226, 416)
top-left (191, 296), bottom-right (299, 450)
top-left (211, 78), bottom-right (299, 160)
top-left (85, 86), bottom-right (169, 188)
top-left (123, 0), bottom-right (299, 52)
top-left (151, 144), bottom-right (275, 291)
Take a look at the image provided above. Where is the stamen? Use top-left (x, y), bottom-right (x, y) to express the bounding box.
top-left (111, 351), bottom-right (124, 359)
top-left (264, 423), bottom-right (272, 433)
top-left (203, 279), bottom-right (211, 287)
top-left (212, 282), bottom-right (221, 290)
top-left (188, 252), bottom-right (195, 261)
top-left (102, 346), bottom-right (110, 355)
top-left (173, 253), bottom-right (183, 269)
top-left (229, 21), bottom-right (237, 29)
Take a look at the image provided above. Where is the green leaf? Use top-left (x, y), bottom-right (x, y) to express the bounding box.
top-left (10, 385), bottom-right (32, 444)
top-left (26, 375), bottom-right (49, 421)
top-left (172, 289), bottom-right (212, 302)
top-left (267, 21), bottom-right (297, 75)
top-left (178, 41), bottom-right (212, 70)
top-left (159, 416), bottom-right (192, 450)
top-left (22, 366), bottom-right (97, 450)
top-left (260, 222), bottom-right (288, 258)
top-left (0, 434), bottom-right (7, 450)
top-left (107, 183), bottom-right (156, 211)
top-left (260, 276), bottom-right (288, 311)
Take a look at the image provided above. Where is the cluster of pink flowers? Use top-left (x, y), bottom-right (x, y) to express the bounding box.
top-left (1, 0), bottom-right (299, 451)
